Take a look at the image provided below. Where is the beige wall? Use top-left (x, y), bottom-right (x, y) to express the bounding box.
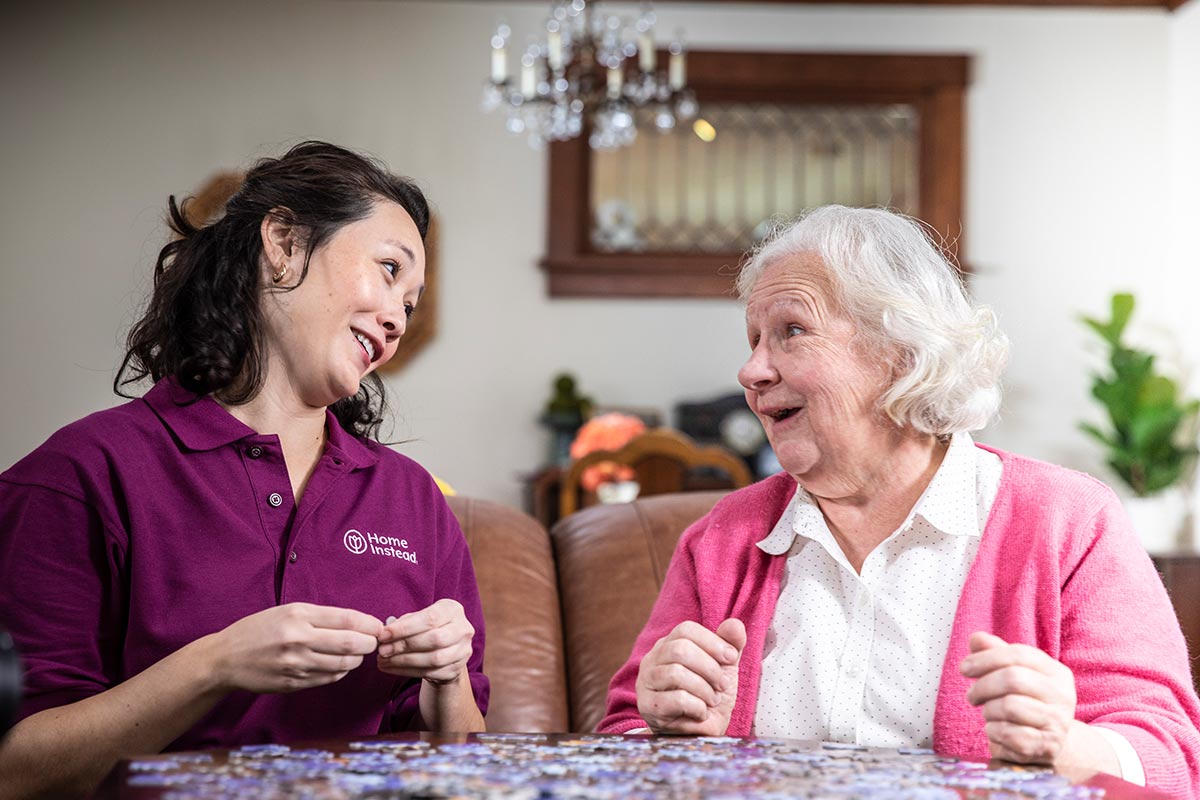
top-left (1, 0), bottom-right (1196, 513)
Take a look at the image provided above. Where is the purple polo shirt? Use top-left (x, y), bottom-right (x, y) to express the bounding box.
top-left (0, 378), bottom-right (488, 749)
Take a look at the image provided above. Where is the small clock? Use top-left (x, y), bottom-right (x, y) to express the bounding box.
top-left (718, 408), bottom-right (767, 456)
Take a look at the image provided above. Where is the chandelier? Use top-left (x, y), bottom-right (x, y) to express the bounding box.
top-left (481, 1), bottom-right (698, 149)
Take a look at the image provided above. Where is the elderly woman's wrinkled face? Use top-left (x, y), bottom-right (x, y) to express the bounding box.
top-left (738, 255), bottom-right (893, 495)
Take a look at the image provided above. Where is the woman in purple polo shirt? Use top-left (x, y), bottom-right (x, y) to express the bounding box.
top-left (0, 141), bottom-right (488, 797)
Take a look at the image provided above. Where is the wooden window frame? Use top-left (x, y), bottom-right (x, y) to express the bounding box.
top-left (541, 51), bottom-right (970, 298)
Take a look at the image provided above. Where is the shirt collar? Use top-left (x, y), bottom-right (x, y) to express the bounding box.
top-left (142, 378), bottom-right (255, 451)
top-left (323, 411), bottom-right (378, 469)
top-left (757, 484), bottom-right (828, 556)
top-left (756, 432), bottom-right (981, 557)
top-left (913, 431), bottom-right (980, 539)
top-left (142, 377), bottom-right (378, 468)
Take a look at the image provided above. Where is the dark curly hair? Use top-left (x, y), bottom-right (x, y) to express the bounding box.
top-left (115, 141), bottom-right (429, 440)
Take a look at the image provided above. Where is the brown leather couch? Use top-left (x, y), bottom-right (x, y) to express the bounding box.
top-left (446, 491), bottom-right (727, 733)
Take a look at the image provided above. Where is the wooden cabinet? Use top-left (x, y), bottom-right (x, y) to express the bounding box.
top-left (1152, 554), bottom-right (1200, 696)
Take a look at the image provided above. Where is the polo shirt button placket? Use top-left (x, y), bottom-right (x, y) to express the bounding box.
top-left (268, 492), bottom-right (283, 508)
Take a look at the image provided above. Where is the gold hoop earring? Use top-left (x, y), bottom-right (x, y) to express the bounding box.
top-left (271, 264), bottom-right (289, 284)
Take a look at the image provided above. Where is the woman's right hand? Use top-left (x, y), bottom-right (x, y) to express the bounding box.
top-left (635, 618), bottom-right (746, 735)
top-left (205, 603), bottom-right (383, 694)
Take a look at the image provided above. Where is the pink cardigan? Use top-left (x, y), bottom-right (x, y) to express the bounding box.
top-left (598, 445), bottom-right (1200, 798)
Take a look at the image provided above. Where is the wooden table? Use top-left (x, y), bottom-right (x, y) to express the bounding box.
top-left (98, 731), bottom-right (1169, 799)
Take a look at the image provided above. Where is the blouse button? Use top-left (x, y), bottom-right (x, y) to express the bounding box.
top-left (248, 446), bottom-right (264, 459)
top-left (289, 551), bottom-right (298, 563)
top-left (268, 492), bottom-right (283, 507)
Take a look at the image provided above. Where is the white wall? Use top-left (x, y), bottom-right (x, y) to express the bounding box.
top-left (1, 0), bottom-right (1195, 509)
top-left (1167, 0), bottom-right (1200, 540)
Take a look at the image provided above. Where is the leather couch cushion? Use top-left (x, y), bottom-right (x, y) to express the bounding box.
top-left (550, 491), bottom-right (728, 731)
top-left (449, 495), bottom-right (568, 732)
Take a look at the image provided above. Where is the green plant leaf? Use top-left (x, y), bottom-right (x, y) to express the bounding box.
top-left (1111, 348), bottom-right (1153, 384)
top-left (1139, 375), bottom-right (1179, 410)
top-left (1129, 406), bottom-right (1183, 452)
top-left (1109, 293), bottom-right (1135, 340)
top-left (1093, 378), bottom-right (1139, 433)
top-left (1080, 293), bottom-right (1135, 347)
top-left (1081, 316), bottom-right (1117, 346)
top-left (1078, 422), bottom-right (1115, 448)
top-left (1143, 461), bottom-right (1184, 495)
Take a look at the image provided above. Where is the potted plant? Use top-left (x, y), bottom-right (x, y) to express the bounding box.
top-left (539, 373), bottom-right (593, 466)
top-left (1080, 292), bottom-right (1200, 551)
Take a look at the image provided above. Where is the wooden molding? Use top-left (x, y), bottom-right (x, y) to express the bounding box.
top-left (654, 0), bottom-right (1177, 7)
top-left (543, 51), bottom-right (970, 298)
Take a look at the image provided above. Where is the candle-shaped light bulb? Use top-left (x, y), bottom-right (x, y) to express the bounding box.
top-left (607, 59), bottom-right (624, 99)
top-left (636, 14), bottom-right (656, 74)
top-left (668, 38), bottom-right (686, 91)
top-left (638, 31), bottom-right (655, 73)
top-left (490, 32), bottom-right (508, 83)
top-left (521, 51), bottom-right (538, 98)
top-left (547, 20), bottom-right (564, 72)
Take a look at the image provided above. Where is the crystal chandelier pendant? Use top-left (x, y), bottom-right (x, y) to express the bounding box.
top-left (481, 1), bottom-right (696, 150)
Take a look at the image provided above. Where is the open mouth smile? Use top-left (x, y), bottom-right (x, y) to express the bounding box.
top-left (352, 329), bottom-right (381, 364)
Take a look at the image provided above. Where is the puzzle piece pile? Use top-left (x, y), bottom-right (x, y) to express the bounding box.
top-left (124, 733), bottom-right (1104, 799)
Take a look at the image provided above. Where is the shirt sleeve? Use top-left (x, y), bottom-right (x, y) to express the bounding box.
top-left (1091, 725), bottom-right (1145, 786)
top-left (0, 479), bottom-right (128, 720)
top-left (387, 490), bottom-right (489, 730)
top-left (595, 517), bottom-right (706, 734)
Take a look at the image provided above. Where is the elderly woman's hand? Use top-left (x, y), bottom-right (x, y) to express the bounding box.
top-left (635, 618), bottom-right (746, 735)
top-left (376, 599), bottom-right (475, 686)
top-left (960, 631), bottom-right (1086, 767)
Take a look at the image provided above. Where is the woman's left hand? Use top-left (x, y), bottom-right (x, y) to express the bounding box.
top-left (960, 631), bottom-right (1080, 767)
top-left (376, 599), bottom-right (474, 685)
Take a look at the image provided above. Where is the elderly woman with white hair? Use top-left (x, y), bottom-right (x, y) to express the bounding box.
top-left (598, 206), bottom-right (1200, 797)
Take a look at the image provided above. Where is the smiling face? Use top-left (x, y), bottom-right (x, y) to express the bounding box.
top-left (260, 199), bottom-right (425, 411)
top-left (738, 254), bottom-right (898, 497)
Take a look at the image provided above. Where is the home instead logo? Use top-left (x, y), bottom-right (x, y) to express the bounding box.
top-left (343, 529), bottom-right (418, 564)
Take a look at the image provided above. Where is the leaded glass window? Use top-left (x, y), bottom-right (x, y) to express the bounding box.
top-left (590, 104), bottom-right (919, 254)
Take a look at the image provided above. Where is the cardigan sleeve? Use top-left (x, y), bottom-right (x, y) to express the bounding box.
top-left (595, 514), bottom-right (707, 734)
top-left (1060, 492), bottom-right (1200, 798)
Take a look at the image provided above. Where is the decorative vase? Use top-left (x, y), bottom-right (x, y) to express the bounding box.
top-left (1122, 487), bottom-right (1188, 554)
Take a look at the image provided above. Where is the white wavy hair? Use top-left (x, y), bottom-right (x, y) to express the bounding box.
top-left (736, 206), bottom-right (1008, 436)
